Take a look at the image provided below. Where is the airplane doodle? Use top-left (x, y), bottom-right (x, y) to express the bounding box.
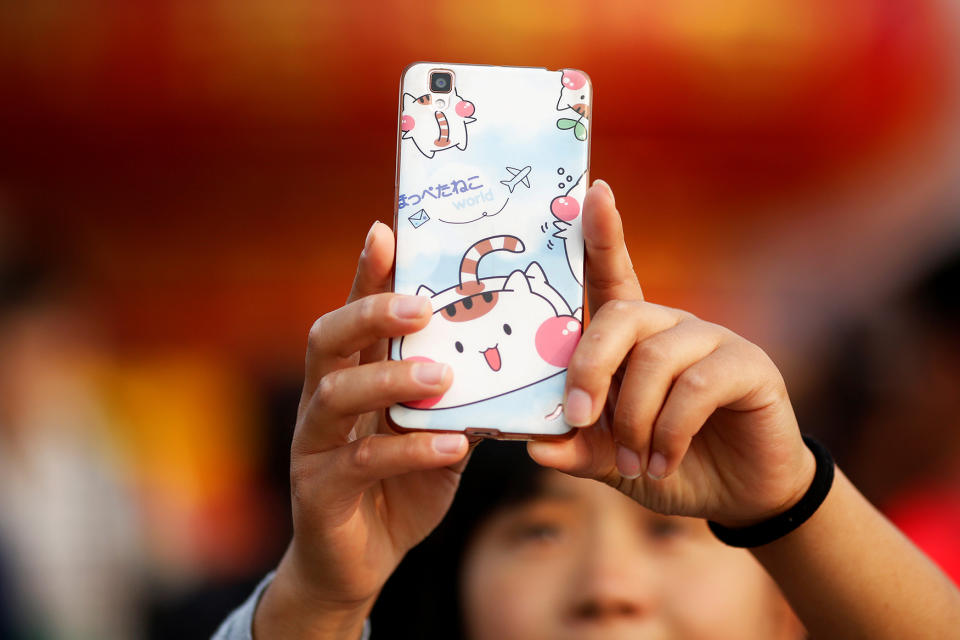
top-left (500, 165), bottom-right (532, 193)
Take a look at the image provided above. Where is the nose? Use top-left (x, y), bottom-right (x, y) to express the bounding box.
top-left (568, 571), bottom-right (655, 625)
top-left (565, 518), bottom-right (659, 626)
top-left (570, 595), bottom-right (642, 623)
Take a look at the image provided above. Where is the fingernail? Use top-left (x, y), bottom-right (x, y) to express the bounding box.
top-left (413, 362), bottom-right (448, 385)
top-left (616, 445), bottom-right (642, 479)
top-left (362, 220), bottom-right (379, 256)
top-left (647, 451), bottom-right (667, 480)
top-left (392, 295), bottom-right (429, 319)
top-left (433, 433), bottom-right (466, 454)
top-left (592, 179), bottom-right (615, 205)
top-left (564, 388), bottom-right (593, 426)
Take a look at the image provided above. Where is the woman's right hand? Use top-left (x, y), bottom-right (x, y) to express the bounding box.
top-left (254, 221), bottom-right (472, 639)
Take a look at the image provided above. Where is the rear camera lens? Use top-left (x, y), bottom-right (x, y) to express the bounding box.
top-left (430, 72), bottom-right (452, 93)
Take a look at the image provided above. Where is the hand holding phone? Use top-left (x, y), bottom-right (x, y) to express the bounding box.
top-left (254, 221), bottom-right (474, 636)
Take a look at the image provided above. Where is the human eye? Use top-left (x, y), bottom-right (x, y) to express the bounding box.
top-left (494, 499), bottom-right (579, 551)
top-left (502, 512), bottom-right (570, 549)
top-left (514, 520), bottom-right (562, 543)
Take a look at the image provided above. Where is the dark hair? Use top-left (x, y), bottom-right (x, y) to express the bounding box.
top-left (0, 255), bottom-right (63, 320)
top-left (796, 246), bottom-right (960, 483)
top-left (370, 441), bottom-right (549, 639)
top-left (0, 537), bottom-right (13, 638)
top-left (0, 230), bottom-right (80, 327)
top-left (901, 247), bottom-right (960, 333)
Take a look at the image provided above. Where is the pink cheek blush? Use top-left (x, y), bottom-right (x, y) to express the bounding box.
top-left (401, 356), bottom-right (446, 409)
top-left (536, 316), bottom-right (582, 368)
top-left (455, 100), bottom-right (475, 118)
top-left (401, 115), bottom-right (415, 132)
top-left (561, 70), bottom-right (587, 91)
top-left (550, 195), bottom-right (580, 222)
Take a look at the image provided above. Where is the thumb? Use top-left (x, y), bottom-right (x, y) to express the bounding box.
top-left (348, 221), bottom-right (395, 304)
top-left (347, 220), bottom-right (396, 364)
top-left (583, 179), bottom-right (643, 313)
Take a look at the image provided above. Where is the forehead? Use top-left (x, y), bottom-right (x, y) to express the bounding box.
top-left (536, 470), bottom-right (626, 503)
top-left (506, 470), bottom-right (638, 516)
top-left (506, 470), bottom-right (705, 529)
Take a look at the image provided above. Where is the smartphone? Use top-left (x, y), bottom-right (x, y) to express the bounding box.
top-left (388, 62), bottom-right (592, 440)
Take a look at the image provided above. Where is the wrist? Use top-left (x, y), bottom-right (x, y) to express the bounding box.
top-left (715, 437), bottom-right (817, 530)
top-left (254, 548), bottom-right (375, 640)
top-left (710, 435), bottom-right (834, 548)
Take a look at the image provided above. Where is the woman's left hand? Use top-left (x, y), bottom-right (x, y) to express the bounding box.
top-left (528, 181), bottom-right (815, 528)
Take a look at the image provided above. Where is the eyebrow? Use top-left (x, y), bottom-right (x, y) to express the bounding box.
top-left (509, 484), bottom-right (579, 508)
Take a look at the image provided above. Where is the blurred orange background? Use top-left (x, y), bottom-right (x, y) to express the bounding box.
top-left (1, 1), bottom-right (958, 637)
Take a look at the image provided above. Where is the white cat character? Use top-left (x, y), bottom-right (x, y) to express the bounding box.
top-left (399, 235), bottom-right (583, 410)
top-left (550, 170), bottom-right (586, 286)
top-left (401, 89), bottom-right (477, 159)
top-left (555, 69), bottom-right (589, 142)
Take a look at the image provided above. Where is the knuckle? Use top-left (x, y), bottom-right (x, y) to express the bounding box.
top-left (569, 354), bottom-right (605, 382)
top-left (351, 435), bottom-right (377, 469)
top-left (586, 329), bottom-right (607, 345)
top-left (654, 421), bottom-right (688, 453)
top-left (634, 339), bottom-right (668, 367)
top-left (404, 434), bottom-right (429, 460)
top-left (289, 458), bottom-right (316, 504)
top-left (359, 295), bottom-right (380, 326)
top-left (315, 374), bottom-right (336, 406)
top-left (598, 299), bottom-right (634, 318)
top-left (307, 316), bottom-right (326, 352)
top-left (678, 368), bottom-right (710, 395)
top-left (374, 366), bottom-right (394, 394)
top-left (612, 406), bottom-right (643, 442)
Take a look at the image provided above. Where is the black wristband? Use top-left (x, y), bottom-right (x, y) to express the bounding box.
top-left (708, 435), bottom-right (835, 548)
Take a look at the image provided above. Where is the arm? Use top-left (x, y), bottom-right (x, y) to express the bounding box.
top-left (253, 558), bottom-right (372, 639)
top-left (753, 469), bottom-right (960, 638)
top-left (530, 180), bottom-right (960, 638)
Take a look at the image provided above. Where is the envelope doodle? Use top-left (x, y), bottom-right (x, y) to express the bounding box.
top-left (408, 209), bottom-right (430, 228)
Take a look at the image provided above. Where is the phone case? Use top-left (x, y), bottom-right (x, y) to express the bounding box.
top-left (388, 62), bottom-right (592, 439)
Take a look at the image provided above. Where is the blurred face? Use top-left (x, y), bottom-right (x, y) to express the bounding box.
top-left (461, 471), bottom-right (800, 640)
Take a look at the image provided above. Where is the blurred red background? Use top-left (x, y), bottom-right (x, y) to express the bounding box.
top-left (1, 1), bottom-right (958, 637)
top-left (2, 0), bottom-right (957, 363)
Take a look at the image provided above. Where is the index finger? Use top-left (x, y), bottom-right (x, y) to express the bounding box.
top-left (583, 180), bottom-right (643, 313)
top-left (299, 292), bottom-right (431, 419)
top-left (299, 220), bottom-right (398, 417)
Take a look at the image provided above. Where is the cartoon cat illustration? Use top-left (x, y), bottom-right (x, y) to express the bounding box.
top-left (401, 88), bottom-right (477, 159)
top-left (399, 235), bottom-right (582, 410)
top-left (556, 69), bottom-right (589, 142)
top-left (550, 171), bottom-right (586, 286)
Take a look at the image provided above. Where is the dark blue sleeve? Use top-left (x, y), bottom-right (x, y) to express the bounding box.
top-left (210, 571), bottom-right (371, 640)
top-left (0, 540), bottom-right (15, 637)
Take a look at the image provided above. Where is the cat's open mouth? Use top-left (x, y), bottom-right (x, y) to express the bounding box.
top-left (481, 345), bottom-right (501, 372)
